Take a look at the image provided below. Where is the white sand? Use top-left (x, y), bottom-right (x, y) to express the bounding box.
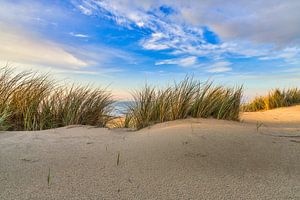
top-left (0, 107), bottom-right (300, 199)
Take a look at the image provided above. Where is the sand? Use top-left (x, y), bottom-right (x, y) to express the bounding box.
top-left (0, 107), bottom-right (300, 199)
top-left (242, 105), bottom-right (300, 128)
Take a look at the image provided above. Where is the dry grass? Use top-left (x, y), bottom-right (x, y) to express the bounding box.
top-left (125, 77), bottom-right (243, 129)
top-left (0, 67), bottom-right (114, 131)
top-left (243, 88), bottom-right (300, 112)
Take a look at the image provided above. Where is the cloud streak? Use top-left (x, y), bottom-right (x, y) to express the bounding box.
top-left (0, 1), bottom-right (141, 76)
top-left (0, 27), bottom-right (88, 70)
top-left (75, 0), bottom-right (300, 71)
top-left (69, 32), bottom-right (89, 38)
top-left (155, 56), bottom-right (197, 67)
top-left (206, 61), bottom-right (232, 73)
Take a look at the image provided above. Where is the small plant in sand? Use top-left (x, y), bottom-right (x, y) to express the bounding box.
top-left (125, 76), bottom-right (243, 129)
top-left (116, 152), bottom-right (120, 166)
top-left (256, 121), bottom-right (263, 132)
top-left (243, 88), bottom-right (300, 112)
top-left (0, 67), bottom-right (114, 131)
top-left (47, 168), bottom-right (51, 187)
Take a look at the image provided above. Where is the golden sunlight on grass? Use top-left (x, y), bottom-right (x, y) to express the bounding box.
top-left (0, 67), bottom-right (114, 131)
top-left (243, 88), bottom-right (300, 112)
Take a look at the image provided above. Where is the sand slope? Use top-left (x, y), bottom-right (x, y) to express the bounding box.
top-left (242, 105), bottom-right (300, 127)
top-left (0, 107), bottom-right (300, 199)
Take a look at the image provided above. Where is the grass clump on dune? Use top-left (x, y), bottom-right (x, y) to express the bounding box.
top-left (124, 77), bottom-right (243, 130)
top-left (191, 83), bottom-right (242, 120)
top-left (43, 85), bottom-right (114, 129)
top-left (0, 67), bottom-right (114, 131)
top-left (243, 88), bottom-right (300, 112)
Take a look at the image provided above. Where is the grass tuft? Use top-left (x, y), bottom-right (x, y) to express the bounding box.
top-left (0, 67), bottom-right (114, 131)
top-left (125, 77), bottom-right (243, 129)
top-left (243, 88), bottom-right (300, 112)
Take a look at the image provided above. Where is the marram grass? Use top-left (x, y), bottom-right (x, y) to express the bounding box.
top-left (1, 67), bottom-right (249, 131)
top-left (124, 77), bottom-right (243, 130)
top-left (0, 67), bottom-right (114, 131)
top-left (243, 88), bottom-right (300, 112)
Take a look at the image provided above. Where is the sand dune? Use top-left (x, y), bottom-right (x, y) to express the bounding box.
top-left (242, 105), bottom-right (300, 128)
top-left (0, 107), bottom-right (300, 199)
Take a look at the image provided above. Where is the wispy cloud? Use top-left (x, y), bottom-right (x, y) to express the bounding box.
top-left (77, 5), bottom-right (93, 15)
top-left (0, 27), bottom-right (88, 70)
top-left (75, 0), bottom-right (300, 72)
top-left (69, 32), bottom-right (89, 38)
top-left (141, 32), bottom-right (170, 50)
top-left (0, 27), bottom-right (137, 74)
top-left (155, 56), bottom-right (197, 67)
top-left (0, 1), bottom-right (139, 75)
top-left (259, 47), bottom-right (300, 65)
top-left (206, 61), bottom-right (232, 73)
top-left (74, 0), bottom-right (211, 57)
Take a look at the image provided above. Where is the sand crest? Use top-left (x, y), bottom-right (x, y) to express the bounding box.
top-left (0, 106), bottom-right (300, 199)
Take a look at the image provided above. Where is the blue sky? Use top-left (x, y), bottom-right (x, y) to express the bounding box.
top-left (0, 0), bottom-right (300, 99)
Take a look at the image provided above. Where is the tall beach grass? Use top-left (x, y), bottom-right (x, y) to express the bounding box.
top-left (0, 67), bottom-right (114, 131)
top-left (124, 77), bottom-right (243, 129)
top-left (243, 88), bottom-right (300, 112)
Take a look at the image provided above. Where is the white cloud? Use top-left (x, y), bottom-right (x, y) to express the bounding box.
top-left (259, 47), bottom-right (300, 64)
top-left (69, 32), bottom-right (89, 38)
top-left (155, 56), bottom-right (197, 67)
top-left (142, 32), bottom-right (170, 50)
top-left (206, 61), bottom-right (232, 73)
top-left (0, 1), bottom-right (139, 74)
top-left (1, 0), bottom-right (299, 77)
top-left (75, 0), bottom-right (300, 67)
top-left (0, 27), bottom-right (88, 70)
top-left (0, 26), bottom-right (136, 75)
top-left (75, 0), bottom-right (209, 56)
top-left (177, 56), bottom-right (197, 67)
top-left (175, 0), bottom-right (300, 46)
top-left (77, 5), bottom-right (93, 15)
top-left (0, 1), bottom-right (69, 28)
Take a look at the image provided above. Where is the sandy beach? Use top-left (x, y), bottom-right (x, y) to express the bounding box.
top-left (1, 106), bottom-right (300, 200)
top-left (1, 0), bottom-right (300, 199)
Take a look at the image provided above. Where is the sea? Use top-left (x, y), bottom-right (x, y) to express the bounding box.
top-left (111, 101), bottom-right (132, 116)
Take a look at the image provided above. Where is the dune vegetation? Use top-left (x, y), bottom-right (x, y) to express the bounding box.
top-left (124, 77), bottom-right (243, 129)
top-left (243, 88), bottom-right (300, 112)
top-left (0, 67), bottom-right (114, 131)
top-left (5, 66), bottom-right (299, 131)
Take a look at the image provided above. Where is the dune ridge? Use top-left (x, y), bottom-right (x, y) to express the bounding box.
top-left (0, 106), bottom-right (300, 199)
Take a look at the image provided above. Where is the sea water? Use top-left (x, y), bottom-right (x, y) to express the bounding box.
top-left (111, 101), bottom-right (132, 116)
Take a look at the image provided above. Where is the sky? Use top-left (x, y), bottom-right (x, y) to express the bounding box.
top-left (0, 0), bottom-right (300, 100)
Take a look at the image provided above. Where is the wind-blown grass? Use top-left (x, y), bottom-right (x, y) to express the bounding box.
top-left (243, 88), bottom-right (300, 112)
top-left (124, 77), bottom-right (243, 130)
top-left (0, 67), bottom-right (114, 131)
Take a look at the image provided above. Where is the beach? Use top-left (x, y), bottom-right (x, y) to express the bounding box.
top-left (0, 106), bottom-right (300, 199)
top-left (1, 1), bottom-right (300, 199)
